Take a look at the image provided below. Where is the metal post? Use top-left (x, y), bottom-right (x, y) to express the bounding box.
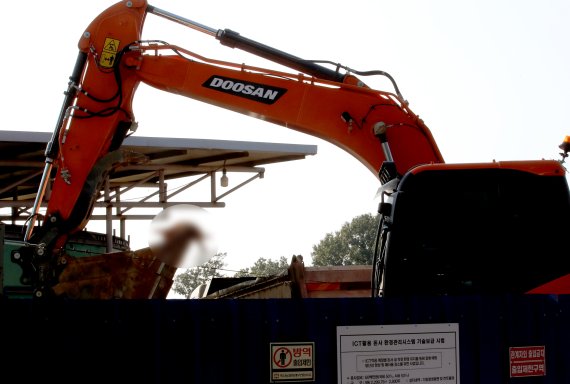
top-left (210, 171), bottom-right (216, 204)
top-left (12, 194), bottom-right (17, 226)
top-left (105, 177), bottom-right (113, 253)
top-left (116, 187), bottom-right (125, 240)
top-left (158, 170), bottom-right (166, 203)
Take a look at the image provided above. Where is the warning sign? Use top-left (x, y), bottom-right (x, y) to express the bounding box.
top-left (270, 342), bottom-right (315, 382)
top-left (337, 323), bottom-right (459, 384)
top-left (99, 37), bottom-right (120, 68)
top-left (103, 38), bottom-right (119, 53)
top-left (99, 52), bottom-right (116, 68)
top-left (509, 346), bottom-right (546, 378)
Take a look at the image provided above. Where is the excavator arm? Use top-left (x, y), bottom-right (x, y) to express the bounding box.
top-left (45, 0), bottom-right (441, 232)
top-left (19, 0), bottom-right (443, 297)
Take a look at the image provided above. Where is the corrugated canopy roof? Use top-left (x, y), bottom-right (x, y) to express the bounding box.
top-left (0, 131), bottom-right (317, 202)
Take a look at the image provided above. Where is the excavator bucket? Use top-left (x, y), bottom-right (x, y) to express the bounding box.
top-left (53, 247), bottom-right (176, 299)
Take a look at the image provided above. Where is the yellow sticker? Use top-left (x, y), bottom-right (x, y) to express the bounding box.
top-left (99, 37), bottom-right (121, 68)
top-left (99, 51), bottom-right (117, 68)
top-left (103, 37), bottom-right (120, 53)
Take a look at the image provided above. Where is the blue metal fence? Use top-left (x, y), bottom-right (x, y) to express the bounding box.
top-left (2, 295), bottom-right (569, 383)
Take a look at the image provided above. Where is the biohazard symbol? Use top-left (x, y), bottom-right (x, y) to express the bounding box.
top-left (273, 347), bottom-right (292, 368)
top-left (100, 37), bottom-right (121, 68)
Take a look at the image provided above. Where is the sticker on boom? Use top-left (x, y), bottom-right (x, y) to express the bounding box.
top-left (202, 76), bottom-right (287, 105)
top-left (100, 37), bottom-right (120, 68)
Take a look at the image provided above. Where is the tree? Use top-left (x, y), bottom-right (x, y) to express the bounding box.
top-left (172, 253), bottom-right (226, 298)
top-left (234, 256), bottom-right (290, 277)
top-left (311, 213), bottom-right (379, 266)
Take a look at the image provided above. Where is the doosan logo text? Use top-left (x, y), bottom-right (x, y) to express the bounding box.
top-left (202, 76), bottom-right (287, 105)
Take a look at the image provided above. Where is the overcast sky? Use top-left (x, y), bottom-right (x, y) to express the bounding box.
top-left (1, 1), bottom-right (569, 288)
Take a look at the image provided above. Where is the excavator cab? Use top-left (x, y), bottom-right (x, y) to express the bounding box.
top-left (376, 160), bottom-right (570, 297)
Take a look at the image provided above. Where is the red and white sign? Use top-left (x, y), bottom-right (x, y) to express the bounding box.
top-left (270, 342), bottom-right (315, 382)
top-left (509, 346), bottom-right (546, 378)
top-left (273, 347), bottom-right (293, 368)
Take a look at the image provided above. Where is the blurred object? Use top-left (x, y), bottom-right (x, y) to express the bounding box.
top-left (148, 205), bottom-right (218, 268)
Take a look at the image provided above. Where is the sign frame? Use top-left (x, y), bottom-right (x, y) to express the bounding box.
top-left (270, 342), bottom-right (315, 383)
top-left (509, 345), bottom-right (546, 378)
top-left (337, 323), bottom-right (460, 384)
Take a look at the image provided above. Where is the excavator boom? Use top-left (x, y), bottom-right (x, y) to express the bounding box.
top-left (30, 0), bottom-right (443, 243)
top-left (12, 0), bottom-right (451, 298)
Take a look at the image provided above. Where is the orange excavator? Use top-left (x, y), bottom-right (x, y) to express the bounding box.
top-left (8, 0), bottom-right (570, 298)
